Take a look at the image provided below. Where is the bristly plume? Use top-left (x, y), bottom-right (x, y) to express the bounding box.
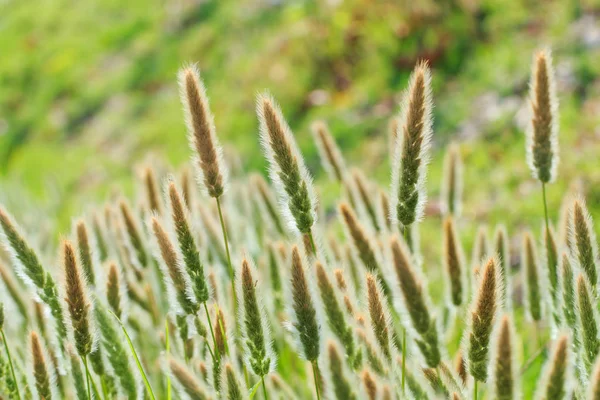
top-left (143, 166), bottom-right (162, 214)
top-left (443, 217), bottom-right (466, 307)
top-left (30, 331), bottom-right (53, 400)
top-left (106, 262), bottom-right (123, 319)
top-left (569, 197), bottom-right (599, 288)
top-left (560, 254), bottom-right (577, 330)
top-left (327, 341), bottom-right (357, 400)
top-left (535, 334), bottom-right (571, 399)
top-left (465, 256), bottom-right (499, 382)
top-left (315, 262), bottom-right (357, 366)
top-left (62, 240), bottom-right (94, 357)
top-left (351, 169), bottom-right (381, 232)
top-left (494, 225), bottom-right (511, 309)
top-left (168, 182), bottom-right (210, 304)
top-left (289, 246), bottom-right (320, 361)
top-left (224, 362), bottom-right (245, 400)
top-left (390, 236), bottom-right (441, 367)
top-left (238, 258), bottom-right (275, 377)
top-left (151, 217), bottom-right (199, 315)
top-left (526, 49), bottom-right (559, 184)
top-left (169, 357), bottom-right (210, 399)
top-left (178, 64), bottom-right (228, 198)
top-left (441, 142), bottom-right (463, 217)
top-left (362, 369), bottom-right (378, 400)
top-left (250, 174), bottom-right (286, 235)
top-left (471, 226), bottom-right (490, 270)
top-left (366, 274), bottom-right (393, 361)
top-left (522, 232), bottom-right (543, 322)
top-left (0, 207), bottom-right (67, 340)
top-left (543, 225), bottom-right (561, 326)
top-left (75, 220), bottom-right (96, 286)
top-left (311, 120), bottom-right (347, 182)
top-left (576, 273), bottom-right (600, 369)
top-left (119, 200), bottom-right (148, 268)
top-left (0, 261), bottom-right (29, 321)
top-left (257, 93), bottom-right (317, 236)
top-left (489, 314), bottom-right (519, 400)
top-left (390, 60), bottom-right (433, 227)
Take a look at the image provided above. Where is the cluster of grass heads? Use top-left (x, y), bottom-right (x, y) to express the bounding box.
top-left (0, 48), bottom-right (597, 400)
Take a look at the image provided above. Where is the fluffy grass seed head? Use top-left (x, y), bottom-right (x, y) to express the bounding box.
top-left (30, 331), bottom-right (55, 400)
top-left (257, 93), bottom-right (317, 235)
top-left (75, 219), bottom-right (96, 286)
top-left (465, 256), bottom-right (500, 382)
top-left (289, 246), bottom-right (321, 362)
top-left (494, 224), bottom-right (511, 309)
top-left (143, 166), bottom-right (162, 214)
top-left (366, 273), bottom-right (393, 362)
top-left (178, 64), bottom-right (228, 198)
top-left (489, 314), bottom-right (519, 400)
top-left (0, 207), bottom-right (67, 339)
top-left (441, 142), bottom-right (463, 217)
top-left (535, 334), bottom-right (572, 399)
top-left (560, 253), bottom-right (577, 329)
top-left (351, 168), bottom-right (381, 232)
top-left (576, 273), bottom-right (600, 368)
top-left (588, 353), bottom-right (600, 400)
top-left (443, 217), bottom-right (466, 307)
top-left (118, 200), bottom-right (148, 268)
top-left (250, 174), bottom-right (286, 235)
top-left (311, 120), bottom-right (347, 182)
top-left (569, 196), bottom-right (599, 288)
top-left (169, 357), bottom-right (210, 400)
top-left (106, 262), bottom-right (124, 319)
top-left (224, 362), bottom-right (246, 400)
top-left (361, 369), bottom-right (378, 400)
top-left (327, 341), bottom-right (357, 400)
top-left (522, 231), bottom-right (544, 322)
top-left (238, 257), bottom-right (275, 377)
top-left (62, 240), bottom-right (94, 357)
top-left (390, 60), bottom-right (433, 227)
top-left (168, 182), bottom-right (210, 304)
top-left (151, 217), bottom-right (199, 315)
top-left (526, 49), bottom-right (559, 184)
top-left (390, 236), bottom-right (441, 367)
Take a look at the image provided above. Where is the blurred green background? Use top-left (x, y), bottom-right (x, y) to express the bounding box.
top-left (1, 0), bottom-right (599, 235)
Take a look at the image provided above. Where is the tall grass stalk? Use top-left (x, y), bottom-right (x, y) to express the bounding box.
top-left (0, 304), bottom-right (21, 400)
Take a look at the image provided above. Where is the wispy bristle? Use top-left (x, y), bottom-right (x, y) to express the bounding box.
top-left (390, 60), bottom-right (433, 226)
top-left (588, 353), bottom-right (600, 399)
top-left (311, 121), bottom-right (347, 182)
top-left (75, 220), bottom-right (96, 286)
top-left (119, 200), bottom-right (148, 268)
top-left (441, 142), bottom-right (463, 217)
top-left (251, 174), bottom-right (286, 235)
top-left (560, 253), bottom-right (577, 330)
top-left (178, 64), bottom-right (227, 198)
top-left (224, 362), bottom-right (245, 400)
top-left (351, 168), bottom-right (381, 232)
top-left (0, 261), bottom-right (29, 321)
top-left (493, 225), bottom-right (511, 309)
top-left (526, 49), bottom-right (559, 183)
top-left (361, 369), bottom-right (378, 400)
top-left (327, 341), bottom-right (357, 400)
top-left (257, 93), bottom-right (316, 236)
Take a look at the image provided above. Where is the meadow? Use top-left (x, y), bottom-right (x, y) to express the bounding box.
top-left (2, 1), bottom-right (600, 399)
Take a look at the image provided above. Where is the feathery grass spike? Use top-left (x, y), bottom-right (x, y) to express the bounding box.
top-left (526, 49), bottom-right (559, 184)
top-left (327, 341), bottom-right (357, 400)
top-left (257, 93), bottom-right (317, 240)
top-left (390, 61), bottom-right (433, 227)
top-left (179, 64), bottom-right (228, 198)
top-left (466, 256), bottom-right (499, 382)
top-left (443, 217), bottom-right (465, 307)
top-left (312, 121), bottom-right (346, 182)
top-left (489, 314), bottom-right (518, 400)
top-left (576, 273), bottom-right (599, 368)
top-left (76, 220), bottom-right (96, 285)
top-left (366, 274), bottom-right (392, 361)
top-left (569, 197), bottom-right (599, 288)
top-left (522, 232), bottom-right (543, 322)
top-left (169, 358), bottom-right (209, 400)
top-left (30, 331), bottom-right (53, 400)
top-left (441, 142), bottom-right (463, 217)
top-left (535, 335), bottom-right (570, 399)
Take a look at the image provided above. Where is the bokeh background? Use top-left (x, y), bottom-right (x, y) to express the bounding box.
top-left (1, 0), bottom-right (599, 239)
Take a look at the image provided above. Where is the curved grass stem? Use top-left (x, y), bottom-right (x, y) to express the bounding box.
top-left (108, 310), bottom-right (157, 400)
top-left (1, 330), bottom-right (21, 400)
top-left (261, 376), bottom-right (269, 400)
top-left (165, 319), bottom-right (172, 400)
top-left (203, 302), bottom-right (219, 361)
top-left (82, 355), bottom-right (91, 400)
top-left (311, 360), bottom-right (321, 400)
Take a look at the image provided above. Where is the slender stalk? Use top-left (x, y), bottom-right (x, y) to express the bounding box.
top-left (216, 197), bottom-right (237, 310)
top-left (203, 302), bottom-right (219, 360)
top-left (474, 380), bottom-right (478, 400)
top-left (1, 330), bottom-right (21, 400)
top-left (261, 376), bottom-right (269, 400)
top-left (165, 320), bottom-right (172, 400)
top-left (100, 376), bottom-right (108, 400)
top-left (308, 229), bottom-right (317, 255)
top-left (108, 310), bottom-right (157, 400)
top-left (542, 183), bottom-right (550, 234)
top-left (82, 355), bottom-right (91, 400)
top-left (312, 361), bottom-right (322, 400)
top-left (402, 225), bottom-right (408, 393)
